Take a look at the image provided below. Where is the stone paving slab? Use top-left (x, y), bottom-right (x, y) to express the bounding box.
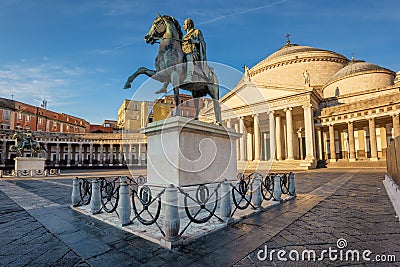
top-left (0, 190), bottom-right (84, 267)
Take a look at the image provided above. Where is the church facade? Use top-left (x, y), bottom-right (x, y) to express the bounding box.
top-left (203, 40), bottom-right (400, 171)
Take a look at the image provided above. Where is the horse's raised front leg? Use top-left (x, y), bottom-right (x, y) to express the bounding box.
top-left (124, 67), bottom-right (157, 89)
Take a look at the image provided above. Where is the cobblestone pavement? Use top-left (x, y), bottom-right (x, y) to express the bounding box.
top-left (0, 168), bottom-right (399, 266)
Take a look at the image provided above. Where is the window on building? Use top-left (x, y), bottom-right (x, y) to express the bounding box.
top-left (148, 107), bottom-right (153, 114)
top-left (25, 114), bottom-right (30, 122)
top-left (2, 110), bottom-right (10, 120)
top-left (134, 103), bottom-right (138, 110)
top-left (18, 113), bottom-right (22, 120)
top-left (170, 108), bottom-right (174, 116)
top-left (180, 100), bottom-right (184, 104)
top-left (148, 117), bottom-right (153, 123)
top-left (66, 125), bottom-right (70, 131)
top-left (38, 117), bottom-right (42, 124)
top-left (181, 110), bottom-right (184, 116)
top-left (186, 101), bottom-right (189, 107)
top-left (186, 110), bottom-right (190, 116)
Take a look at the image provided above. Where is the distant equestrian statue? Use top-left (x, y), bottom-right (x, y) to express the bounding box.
top-left (10, 131), bottom-right (46, 156)
top-left (124, 14), bottom-right (222, 124)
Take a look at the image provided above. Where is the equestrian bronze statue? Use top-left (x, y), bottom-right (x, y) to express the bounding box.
top-left (10, 131), bottom-right (46, 157)
top-left (124, 14), bottom-right (222, 124)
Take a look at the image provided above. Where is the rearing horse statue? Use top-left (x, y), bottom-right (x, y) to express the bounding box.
top-left (124, 14), bottom-right (222, 124)
top-left (10, 132), bottom-right (46, 156)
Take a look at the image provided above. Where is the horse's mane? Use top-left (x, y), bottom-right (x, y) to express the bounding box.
top-left (163, 15), bottom-right (183, 40)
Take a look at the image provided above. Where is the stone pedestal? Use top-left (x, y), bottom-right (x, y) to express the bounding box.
top-left (141, 117), bottom-right (241, 187)
top-left (14, 157), bottom-right (45, 177)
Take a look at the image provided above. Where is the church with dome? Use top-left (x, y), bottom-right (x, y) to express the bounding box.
top-left (203, 39), bottom-right (400, 171)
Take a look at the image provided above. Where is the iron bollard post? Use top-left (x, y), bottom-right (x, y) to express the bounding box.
top-left (220, 180), bottom-right (232, 222)
top-left (118, 181), bottom-right (131, 226)
top-left (71, 177), bottom-right (80, 206)
top-left (162, 184), bottom-right (181, 245)
top-left (273, 174), bottom-right (282, 201)
top-left (91, 180), bottom-right (101, 214)
top-left (252, 175), bottom-right (262, 209)
top-left (288, 172), bottom-right (296, 196)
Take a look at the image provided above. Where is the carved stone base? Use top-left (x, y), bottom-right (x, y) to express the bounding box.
top-left (14, 157), bottom-right (45, 177)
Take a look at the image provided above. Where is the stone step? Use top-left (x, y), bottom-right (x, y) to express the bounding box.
top-left (237, 160), bottom-right (309, 173)
top-left (326, 159), bottom-right (386, 168)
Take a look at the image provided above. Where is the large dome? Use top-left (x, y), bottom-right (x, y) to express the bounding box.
top-left (323, 60), bottom-right (396, 98)
top-left (249, 42), bottom-right (349, 87)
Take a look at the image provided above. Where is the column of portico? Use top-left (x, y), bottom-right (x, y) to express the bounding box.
top-left (56, 143), bottom-right (60, 165)
top-left (239, 117), bottom-right (247, 161)
top-left (276, 115), bottom-right (283, 160)
top-left (328, 124), bottom-right (336, 162)
top-left (128, 144), bottom-right (132, 164)
top-left (234, 122), bottom-right (240, 160)
top-left (99, 144), bottom-right (104, 164)
top-left (45, 143), bottom-right (50, 161)
top-left (1, 140), bottom-right (7, 165)
top-left (109, 144), bottom-right (114, 164)
top-left (369, 118), bottom-right (378, 161)
top-left (119, 143), bottom-right (123, 164)
top-left (285, 108), bottom-right (294, 160)
top-left (226, 119), bottom-right (232, 129)
top-left (138, 143), bottom-right (142, 165)
top-left (89, 144), bottom-right (93, 165)
top-left (348, 121), bottom-right (356, 162)
top-left (393, 114), bottom-right (400, 137)
top-left (78, 143), bottom-right (83, 165)
top-left (303, 104), bottom-right (315, 161)
top-left (268, 111), bottom-right (276, 160)
top-left (67, 143), bottom-right (72, 165)
top-left (316, 128), bottom-right (323, 161)
top-left (253, 114), bottom-right (261, 161)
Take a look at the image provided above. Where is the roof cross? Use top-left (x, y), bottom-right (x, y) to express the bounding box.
top-left (285, 33), bottom-right (291, 44)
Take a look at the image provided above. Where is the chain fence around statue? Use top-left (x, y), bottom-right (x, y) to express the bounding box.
top-left (124, 14), bottom-right (222, 124)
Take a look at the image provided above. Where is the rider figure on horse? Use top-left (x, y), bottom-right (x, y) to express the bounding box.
top-left (156, 18), bottom-right (209, 94)
top-left (182, 18), bottom-right (207, 84)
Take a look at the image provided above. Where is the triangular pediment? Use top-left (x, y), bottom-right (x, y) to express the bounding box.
top-left (218, 79), bottom-right (310, 112)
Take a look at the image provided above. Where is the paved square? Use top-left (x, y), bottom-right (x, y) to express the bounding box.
top-left (0, 168), bottom-right (399, 266)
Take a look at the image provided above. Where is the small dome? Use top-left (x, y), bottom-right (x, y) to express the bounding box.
top-left (322, 60), bottom-right (396, 98)
top-left (326, 60), bottom-right (394, 85)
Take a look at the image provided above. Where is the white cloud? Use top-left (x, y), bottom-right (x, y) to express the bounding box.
top-left (0, 63), bottom-right (85, 108)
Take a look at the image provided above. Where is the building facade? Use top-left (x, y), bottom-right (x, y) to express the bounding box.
top-left (117, 99), bottom-right (154, 132)
top-left (0, 130), bottom-right (147, 167)
top-left (0, 98), bottom-right (89, 133)
top-left (203, 40), bottom-right (400, 171)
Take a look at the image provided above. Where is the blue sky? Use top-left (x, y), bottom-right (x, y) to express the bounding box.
top-left (0, 0), bottom-right (399, 124)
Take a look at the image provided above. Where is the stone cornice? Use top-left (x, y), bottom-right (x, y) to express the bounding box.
top-left (249, 55), bottom-right (348, 78)
top-left (219, 93), bottom-right (311, 119)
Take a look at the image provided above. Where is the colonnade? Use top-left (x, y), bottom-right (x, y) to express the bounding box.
top-left (223, 104), bottom-right (316, 163)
